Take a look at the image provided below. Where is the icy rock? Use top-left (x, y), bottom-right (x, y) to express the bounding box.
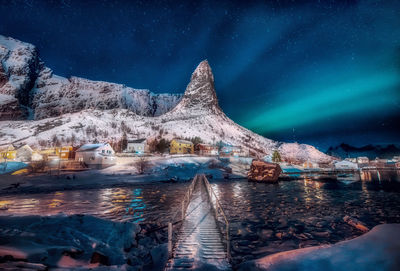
top-left (90, 251), bottom-right (109, 265)
top-left (0, 214), bottom-right (141, 268)
top-left (150, 243), bottom-right (168, 271)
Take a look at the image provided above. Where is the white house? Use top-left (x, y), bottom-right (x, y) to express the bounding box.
top-left (357, 157), bottom-right (369, 164)
top-left (334, 160), bottom-right (358, 170)
top-left (75, 143), bottom-right (116, 169)
top-left (126, 139), bottom-right (146, 154)
top-left (303, 161), bottom-right (319, 169)
top-left (16, 144), bottom-right (34, 162)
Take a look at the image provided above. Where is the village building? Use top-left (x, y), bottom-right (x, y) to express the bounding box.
top-left (303, 161), bottom-right (319, 169)
top-left (31, 151), bottom-right (43, 161)
top-left (16, 144), bottom-right (34, 162)
top-left (220, 144), bottom-right (242, 157)
top-left (334, 160), bottom-right (358, 170)
top-left (197, 143), bottom-right (219, 156)
top-left (126, 139), bottom-right (146, 154)
top-left (345, 158), bottom-right (357, 163)
top-left (75, 143), bottom-right (116, 169)
top-left (357, 156), bottom-right (369, 164)
top-left (170, 139), bottom-right (194, 154)
top-left (0, 145), bottom-right (16, 161)
top-left (59, 146), bottom-right (77, 160)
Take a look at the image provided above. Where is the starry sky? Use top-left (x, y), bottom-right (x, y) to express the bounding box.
top-left (1, 0), bottom-right (399, 151)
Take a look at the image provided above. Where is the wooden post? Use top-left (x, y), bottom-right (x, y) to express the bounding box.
top-left (181, 200), bottom-right (185, 220)
top-left (168, 222), bottom-right (172, 258)
top-left (226, 223), bottom-right (230, 259)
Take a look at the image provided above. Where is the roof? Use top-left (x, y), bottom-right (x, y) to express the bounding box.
top-left (127, 138), bottom-right (146, 144)
top-left (76, 143), bottom-right (109, 152)
top-left (172, 139), bottom-right (193, 145)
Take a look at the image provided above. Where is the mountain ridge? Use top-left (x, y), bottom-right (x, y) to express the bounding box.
top-left (0, 35), bottom-right (332, 163)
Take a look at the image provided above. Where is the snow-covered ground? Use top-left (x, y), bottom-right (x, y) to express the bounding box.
top-left (238, 224), bottom-right (400, 271)
top-left (0, 214), bottom-right (168, 270)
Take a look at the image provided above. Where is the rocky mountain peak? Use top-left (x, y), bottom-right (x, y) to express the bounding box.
top-left (177, 60), bottom-right (220, 110)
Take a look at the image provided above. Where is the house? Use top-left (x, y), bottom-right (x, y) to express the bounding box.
top-left (75, 143), bottom-right (116, 169)
top-left (220, 144), bottom-right (242, 157)
top-left (393, 156), bottom-right (400, 162)
top-left (197, 144), bottom-right (219, 156)
top-left (357, 156), bottom-right (369, 164)
top-left (345, 158), bottom-right (357, 163)
top-left (0, 145), bottom-right (16, 161)
top-left (126, 139), bottom-right (146, 154)
top-left (16, 144), bottom-right (34, 162)
top-left (59, 146), bottom-right (76, 160)
top-left (334, 160), bottom-right (358, 170)
top-left (170, 139), bottom-right (194, 154)
top-left (31, 151), bottom-right (43, 161)
top-left (303, 161), bottom-right (319, 169)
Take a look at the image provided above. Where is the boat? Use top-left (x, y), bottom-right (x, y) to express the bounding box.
top-left (247, 160), bottom-right (282, 183)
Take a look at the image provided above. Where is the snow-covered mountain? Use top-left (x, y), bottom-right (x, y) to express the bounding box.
top-left (327, 143), bottom-right (400, 159)
top-left (0, 35), bottom-right (332, 163)
top-left (0, 35), bottom-right (181, 120)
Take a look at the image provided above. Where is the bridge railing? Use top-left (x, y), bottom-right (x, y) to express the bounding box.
top-left (167, 174), bottom-right (199, 258)
top-left (201, 174), bottom-right (231, 260)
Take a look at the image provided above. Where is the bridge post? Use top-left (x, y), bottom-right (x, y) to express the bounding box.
top-left (182, 201), bottom-right (185, 220)
top-left (168, 222), bottom-right (172, 258)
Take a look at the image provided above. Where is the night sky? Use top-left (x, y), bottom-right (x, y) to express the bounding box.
top-left (1, 0), bottom-right (399, 151)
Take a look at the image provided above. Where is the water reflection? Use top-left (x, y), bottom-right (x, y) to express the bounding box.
top-left (302, 178), bottom-right (325, 206)
top-left (126, 188), bottom-right (146, 223)
top-left (0, 183), bottom-right (189, 224)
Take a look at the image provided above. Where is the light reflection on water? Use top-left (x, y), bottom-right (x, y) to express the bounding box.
top-left (1, 171), bottom-right (399, 226)
top-left (0, 183), bottom-right (190, 224)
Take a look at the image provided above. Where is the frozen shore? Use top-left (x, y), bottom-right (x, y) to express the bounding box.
top-left (0, 156), bottom-right (250, 195)
top-left (238, 223), bottom-right (400, 271)
top-left (0, 214), bottom-right (169, 270)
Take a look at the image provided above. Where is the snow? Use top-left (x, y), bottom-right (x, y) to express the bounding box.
top-left (0, 214), bottom-right (141, 269)
top-left (334, 160), bottom-right (358, 170)
top-left (77, 143), bottom-right (108, 152)
top-left (0, 94), bottom-right (17, 104)
top-left (238, 224), bottom-right (400, 271)
top-left (0, 35), bottom-right (333, 163)
top-left (0, 161), bottom-right (28, 174)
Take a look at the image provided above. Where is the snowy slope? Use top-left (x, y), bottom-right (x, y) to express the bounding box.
top-left (0, 57), bottom-right (332, 162)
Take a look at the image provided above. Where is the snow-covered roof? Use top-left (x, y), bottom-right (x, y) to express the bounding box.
top-left (172, 139), bottom-right (193, 145)
top-left (128, 139), bottom-right (146, 144)
top-left (76, 143), bottom-right (109, 152)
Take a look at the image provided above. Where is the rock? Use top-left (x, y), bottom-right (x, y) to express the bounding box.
top-left (343, 215), bottom-right (369, 233)
top-left (150, 243), bottom-right (168, 271)
top-left (90, 251), bottom-right (109, 265)
top-left (260, 229), bottom-right (274, 240)
top-left (313, 231), bottom-right (331, 238)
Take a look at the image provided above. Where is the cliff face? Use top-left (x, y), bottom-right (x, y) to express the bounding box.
top-left (0, 35), bottom-right (181, 120)
top-left (0, 35), bottom-right (332, 163)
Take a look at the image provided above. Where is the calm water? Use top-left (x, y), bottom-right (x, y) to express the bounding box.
top-left (1, 170), bottom-right (400, 263)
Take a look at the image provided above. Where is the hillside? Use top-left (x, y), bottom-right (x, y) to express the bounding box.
top-left (327, 143), bottom-right (400, 159)
top-left (0, 35), bottom-right (332, 163)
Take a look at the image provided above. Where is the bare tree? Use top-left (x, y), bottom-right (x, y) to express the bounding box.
top-left (134, 157), bottom-right (149, 174)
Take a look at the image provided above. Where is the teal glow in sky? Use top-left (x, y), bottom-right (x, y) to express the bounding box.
top-left (1, 0), bottom-right (399, 149)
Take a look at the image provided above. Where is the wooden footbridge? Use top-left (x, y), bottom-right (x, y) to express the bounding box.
top-left (164, 174), bottom-right (232, 271)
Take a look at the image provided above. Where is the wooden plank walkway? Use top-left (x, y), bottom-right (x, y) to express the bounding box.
top-left (165, 178), bottom-right (231, 271)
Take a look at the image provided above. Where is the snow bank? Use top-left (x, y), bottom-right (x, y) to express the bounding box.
top-left (238, 224), bottom-right (400, 271)
top-left (0, 214), bottom-right (141, 269)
